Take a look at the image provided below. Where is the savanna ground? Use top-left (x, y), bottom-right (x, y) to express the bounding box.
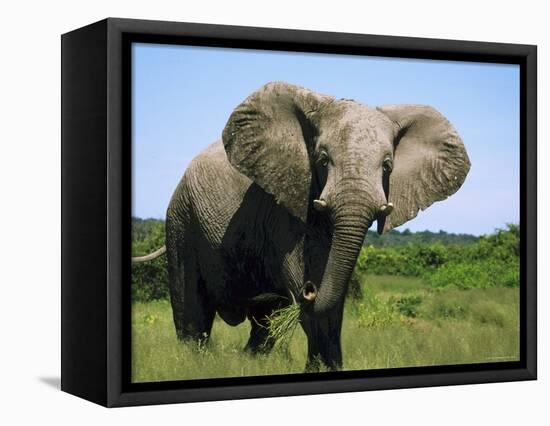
top-left (132, 272), bottom-right (519, 382)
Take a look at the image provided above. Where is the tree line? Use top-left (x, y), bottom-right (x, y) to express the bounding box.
top-left (131, 218), bottom-right (519, 301)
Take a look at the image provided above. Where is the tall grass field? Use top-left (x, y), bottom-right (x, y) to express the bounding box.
top-left (131, 221), bottom-right (520, 383)
top-left (132, 274), bottom-right (519, 382)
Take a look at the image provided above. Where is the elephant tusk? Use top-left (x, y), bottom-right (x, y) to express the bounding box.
top-left (131, 245), bottom-right (167, 263)
top-left (379, 202), bottom-right (394, 216)
top-left (313, 199), bottom-right (328, 212)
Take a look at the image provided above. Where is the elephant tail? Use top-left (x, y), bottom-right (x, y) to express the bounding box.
top-left (131, 245), bottom-right (166, 263)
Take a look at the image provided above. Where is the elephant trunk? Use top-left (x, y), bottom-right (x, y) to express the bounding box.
top-left (307, 191), bottom-right (375, 317)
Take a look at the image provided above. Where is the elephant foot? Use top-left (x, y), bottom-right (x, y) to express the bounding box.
top-left (176, 330), bottom-right (211, 351)
top-left (244, 321), bottom-right (274, 355)
top-left (244, 339), bottom-right (274, 355)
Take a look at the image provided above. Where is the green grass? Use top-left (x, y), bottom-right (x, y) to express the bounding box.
top-left (132, 274), bottom-right (520, 383)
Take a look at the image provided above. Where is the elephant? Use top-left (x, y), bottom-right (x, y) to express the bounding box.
top-left (133, 82), bottom-right (470, 371)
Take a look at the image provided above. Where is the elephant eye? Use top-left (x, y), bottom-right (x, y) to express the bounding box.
top-left (318, 150), bottom-right (329, 167)
top-left (383, 158), bottom-right (393, 174)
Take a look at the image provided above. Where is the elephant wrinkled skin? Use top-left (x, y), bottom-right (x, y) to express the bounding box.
top-left (139, 82), bottom-right (470, 371)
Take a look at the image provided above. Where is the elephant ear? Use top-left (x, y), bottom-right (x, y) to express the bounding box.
top-left (222, 82), bottom-right (332, 221)
top-left (377, 104), bottom-right (471, 232)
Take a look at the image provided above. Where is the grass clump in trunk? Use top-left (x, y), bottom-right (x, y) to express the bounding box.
top-left (262, 304), bottom-right (301, 350)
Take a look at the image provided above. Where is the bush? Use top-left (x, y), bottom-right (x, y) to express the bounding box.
top-left (132, 218), bottom-right (169, 302)
top-left (392, 294), bottom-right (423, 318)
top-left (426, 258), bottom-right (519, 290)
top-left (467, 224), bottom-right (519, 262)
top-left (356, 245), bottom-right (423, 276)
top-left (356, 224), bottom-right (519, 289)
top-left (350, 289), bottom-right (399, 328)
top-left (356, 243), bottom-right (451, 277)
top-left (132, 257), bottom-right (169, 301)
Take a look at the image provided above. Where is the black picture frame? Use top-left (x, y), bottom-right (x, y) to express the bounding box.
top-left (61, 17), bottom-right (537, 407)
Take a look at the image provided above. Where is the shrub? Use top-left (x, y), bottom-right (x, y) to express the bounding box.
top-left (392, 294), bottom-right (423, 318)
top-left (349, 288), bottom-right (400, 328)
top-left (356, 245), bottom-right (424, 276)
top-left (356, 225), bottom-right (519, 290)
top-left (467, 224), bottom-right (519, 263)
top-left (426, 258), bottom-right (519, 290)
top-left (409, 244), bottom-right (449, 270)
top-left (132, 218), bottom-right (169, 302)
top-left (132, 257), bottom-right (169, 301)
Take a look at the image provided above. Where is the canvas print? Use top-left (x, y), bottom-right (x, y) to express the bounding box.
top-left (130, 44), bottom-right (520, 383)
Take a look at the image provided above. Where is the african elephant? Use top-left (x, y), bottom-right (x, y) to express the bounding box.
top-left (134, 82), bottom-right (470, 371)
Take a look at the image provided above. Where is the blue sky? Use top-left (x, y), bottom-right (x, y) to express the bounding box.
top-left (132, 43), bottom-right (519, 236)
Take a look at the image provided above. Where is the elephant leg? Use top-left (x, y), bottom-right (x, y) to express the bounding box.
top-left (245, 314), bottom-right (273, 355)
top-left (244, 295), bottom-right (287, 354)
top-left (300, 305), bottom-right (344, 371)
top-left (167, 242), bottom-right (215, 344)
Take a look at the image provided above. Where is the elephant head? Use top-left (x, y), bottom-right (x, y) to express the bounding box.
top-left (222, 82), bottom-right (470, 317)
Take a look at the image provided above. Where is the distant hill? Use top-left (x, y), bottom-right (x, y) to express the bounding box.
top-left (364, 229), bottom-right (479, 247)
top-left (132, 217), bottom-right (479, 247)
